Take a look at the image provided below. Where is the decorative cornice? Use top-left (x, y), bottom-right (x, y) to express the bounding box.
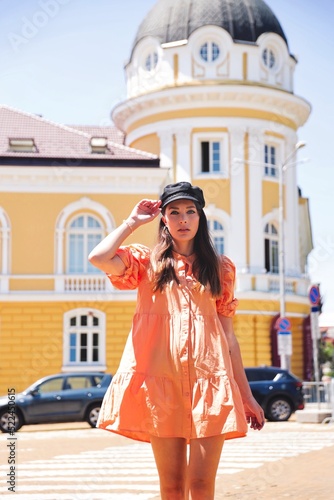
top-left (0, 166), bottom-right (170, 193)
top-left (113, 84), bottom-right (311, 132)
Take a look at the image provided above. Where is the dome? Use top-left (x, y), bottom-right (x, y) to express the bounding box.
top-left (132, 0), bottom-right (288, 50)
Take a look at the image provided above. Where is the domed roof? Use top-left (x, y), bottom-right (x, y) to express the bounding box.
top-left (133, 0), bottom-right (288, 50)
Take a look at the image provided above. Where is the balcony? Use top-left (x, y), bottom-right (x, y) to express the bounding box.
top-left (237, 272), bottom-right (310, 296)
top-left (0, 274), bottom-right (114, 294)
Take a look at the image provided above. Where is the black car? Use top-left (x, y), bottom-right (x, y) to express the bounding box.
top-left (0, 372), bottom-right (112, 433)
top-left (245, 366), bottom-right (304, 422)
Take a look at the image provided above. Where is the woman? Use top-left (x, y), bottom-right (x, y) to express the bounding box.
top-left (89, 182), bottom-right (265, 500)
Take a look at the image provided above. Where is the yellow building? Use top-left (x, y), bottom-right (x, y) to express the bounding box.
top-left (0, 0), bottom-right (313, 395)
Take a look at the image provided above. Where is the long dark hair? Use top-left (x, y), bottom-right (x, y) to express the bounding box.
top-left (150, 203), bottom-right (222, 296)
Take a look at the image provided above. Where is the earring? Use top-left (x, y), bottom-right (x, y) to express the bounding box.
top-left (163, 225), bottom-right (169, 233)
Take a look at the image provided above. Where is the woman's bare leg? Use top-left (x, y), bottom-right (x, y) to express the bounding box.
top-left (187, 435), bottom-right (225, 500)
top-left (150, 436), bottom-right (188, 499)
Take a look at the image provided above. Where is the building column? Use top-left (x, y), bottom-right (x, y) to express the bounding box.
top-left (158, 130), bottom-right (174, 171)
top-left (285, 138), bottom-right (300, 276)
top-left (229, 128), bottom-right (247, 272)
top-left (174, 128), bottom-right (191, 182)
top-left (248, 128), bottom-right (266, 274)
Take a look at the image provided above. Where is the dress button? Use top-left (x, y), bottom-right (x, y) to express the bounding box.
top-left (185, 392), bottom-right (189, 397)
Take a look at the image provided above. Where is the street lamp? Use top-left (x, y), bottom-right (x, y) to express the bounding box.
top-left (278, 140), bottom-right (306, 370)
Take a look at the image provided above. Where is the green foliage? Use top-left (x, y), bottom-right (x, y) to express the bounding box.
top-left (319, 340), bottom-right (334, 377)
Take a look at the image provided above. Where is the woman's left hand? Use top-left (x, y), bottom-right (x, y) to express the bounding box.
top-left (243, 396), bottom-right (265, 430)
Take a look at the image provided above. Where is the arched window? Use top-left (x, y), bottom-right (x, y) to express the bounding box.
top-left (67, 214), bottom-right (103, 274)
top-left (63, 309), bottom-right (106, 370)
top-left (264, 223), bottom-right (279, 273)
top-left (208, 219), bottom-right (225, 255)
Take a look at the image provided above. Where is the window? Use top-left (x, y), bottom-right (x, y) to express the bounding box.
top-left (264, 223), bottom-right (279, 274)
top-left (38, 378), bottom-right (64, 393)
top-left (64, 310), bottom-right (105, 368)
top-left (145, 51), bottom-right (158, 71)
top-left (200, 42), bottom-right (220, 62)
top-left (67, 215), bottom-right (103, 274)
top-left (208, 219), bottom-right (224, 255)
top-left (201, 141), bottom-right (222, 173)
top-left (262, 48), bottom-right (276, 69)
top-left (264, 144), bottom-right (277, 178)
top-left (90, 137), bottom-right (108, 154)
top-left (9, 138), bottom-right (37, 153)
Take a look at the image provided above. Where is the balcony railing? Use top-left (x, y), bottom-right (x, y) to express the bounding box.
top-left (1, 272), bottom-right (310, 296)
top-left (0, 274), bottom-right (114, 293)
top-left (237, 272), bottom-right (309, 296)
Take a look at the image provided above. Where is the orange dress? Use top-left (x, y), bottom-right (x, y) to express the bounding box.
top-left (97, 244), bottom-right (248, 443)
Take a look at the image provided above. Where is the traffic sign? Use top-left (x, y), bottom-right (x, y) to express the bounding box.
top-left (275, 317), bottom-right (291, 331)
top-left (277, 330), bottom-right (292, 356)
top-left (308, 285), bottom-right (320, 306)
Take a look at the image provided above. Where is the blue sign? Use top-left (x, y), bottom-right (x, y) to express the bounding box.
top-left (309, 285), bottom-right (320, 306)
top-left (276, 317), bottom-right (291, 331)
top-left (278, 330), bottom-right (291, 335)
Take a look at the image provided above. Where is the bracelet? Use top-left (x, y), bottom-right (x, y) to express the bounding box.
top-left (122, 219), bottom-right (135, 234)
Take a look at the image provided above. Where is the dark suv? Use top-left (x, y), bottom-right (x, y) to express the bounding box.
top-left (245, 366), bottom-right (304, 422)
top-left (0, 372), bottom-right (112, 432)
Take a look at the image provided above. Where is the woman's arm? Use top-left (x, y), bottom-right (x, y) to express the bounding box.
top-left (88, 199), bottom-right (161, 275)
top-left (218, 314), bottom-right (265, 430)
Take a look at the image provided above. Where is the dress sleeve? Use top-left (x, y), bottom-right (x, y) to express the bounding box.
top-left (215, 255), bottom-right (239, 317)
top-left (106, 244), bottom-right (151, 290)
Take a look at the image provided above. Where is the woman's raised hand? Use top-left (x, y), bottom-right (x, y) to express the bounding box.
top-left (127, 199), bottom-right (162, 226)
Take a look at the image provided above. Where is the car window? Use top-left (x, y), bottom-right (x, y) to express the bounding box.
top-left (38, 378), bottom-right (64, 393)
top-left (92, 375), bottom-right (104, 387)
top-left (245, 369), bottom-right (277, 382)
top-left (66, 376), bottom-right (94, 389)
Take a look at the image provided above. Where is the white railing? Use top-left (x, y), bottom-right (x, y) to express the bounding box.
top-left (1, 274), bottom-right (114, 293)
top-left (302, 380), bottom-right (334, 414)
top-left (63, 275), bottom-right (108, 292)
top-left (238, 273), bottom-right (309, 295)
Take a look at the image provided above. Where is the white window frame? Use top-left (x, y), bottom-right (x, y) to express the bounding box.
top-left (264, 143), bottom-right (279, 179)
top-left (0, 208), bottom-right (11, 292)
top-left (199, 41), bottom-right (221, 63)
top-left (264, 222), bottom-right (279, 274)
top-left (66, 213), bottom-right (104, 274)
top-left (63, 308), bottom-right (106, 372)
top-left (193, 132), bottom-right (229, 178)
top-left (208, 218), bottom-right (225, 255)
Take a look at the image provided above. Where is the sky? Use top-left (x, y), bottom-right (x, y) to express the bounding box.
top-left (0, 0), bottom-right (333, 316)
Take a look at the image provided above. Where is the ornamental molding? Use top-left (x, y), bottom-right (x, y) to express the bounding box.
top-left (0, 166), bottom-right (169, 193)
top-left (113, 84), bottom-right (311, 130)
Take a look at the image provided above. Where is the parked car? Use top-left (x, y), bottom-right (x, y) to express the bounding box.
top-left (245, 366), bottom-right (304, 422)
top-left (0, 372), bottom-right (112, 433)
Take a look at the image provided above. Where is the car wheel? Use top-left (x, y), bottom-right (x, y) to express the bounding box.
top-left (266, 397), bottom-right (293, 422)
top-left (86, 404), bottom-right (101, 428)
top-left (0, 409), bottom-right (23, 433)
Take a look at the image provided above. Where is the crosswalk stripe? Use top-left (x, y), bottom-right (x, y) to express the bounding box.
top-left (1, 430), bottom-right (334, 499)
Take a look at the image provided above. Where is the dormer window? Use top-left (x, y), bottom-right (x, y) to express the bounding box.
top-left (262, 48), bottom-right (276, 69)
top-left (9, 138), bottom-right (36, 153)
top-left (199, 42), bottom-right (220, 62)
top-left (90, 137), bottom-right (109, 154)
top-left (145, 51), bottom-right (158, 72)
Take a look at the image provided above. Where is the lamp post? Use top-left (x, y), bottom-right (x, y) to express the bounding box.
top-left (278, 140), bottom-right (306, 370)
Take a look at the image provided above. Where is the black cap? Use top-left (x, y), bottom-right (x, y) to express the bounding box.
top-left (160, 182), bottom-right (205, 209)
